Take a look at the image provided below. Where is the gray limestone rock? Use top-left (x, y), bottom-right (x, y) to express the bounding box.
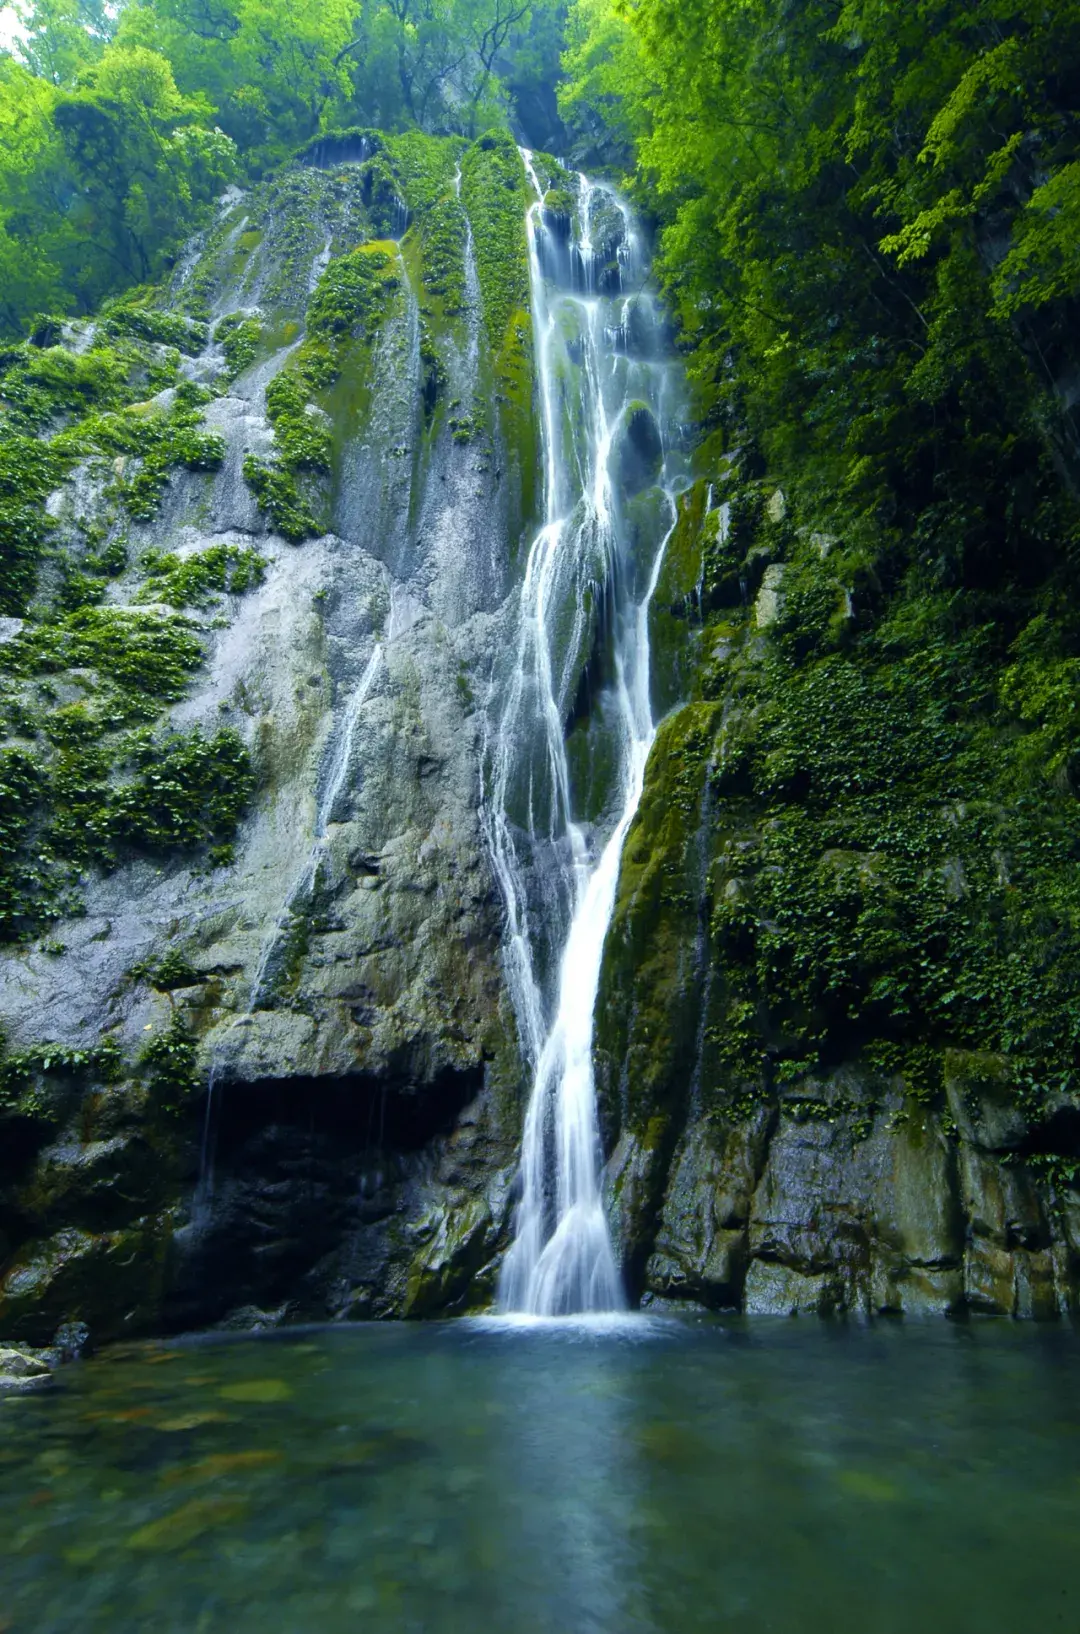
top-left (0, 159), bottom-right (530, 1339)
top-left (628, 1076), bottom-right (1074, 1320)
top-left (0, 1345), bottom-right (51, 1384)
top-left (644, 1112), bottom-right (771, 1307)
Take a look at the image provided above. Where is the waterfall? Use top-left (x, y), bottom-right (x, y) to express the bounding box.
top-left (486, 152), bottom-right (685, 1315)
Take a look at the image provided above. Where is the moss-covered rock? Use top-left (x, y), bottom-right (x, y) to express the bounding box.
top-left (459, 131), bottom-right (536, 535)
top-left (0, 1219), bottom-right (171, 1345)
top-left (0, 121), bottom-right (537, 1349)
top-left (613, 402), bottom-right (663, 496)
top-left (598, 450), bottom-right (1080, 1314)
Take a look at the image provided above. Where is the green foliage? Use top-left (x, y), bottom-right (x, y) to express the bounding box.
top-left (0, 0), bottom-right (571, 335)
top-left (0, 1036), bottom-right (125, 1122)
top-left (559, 0), bottom-right (651, 160)
top-left (56, 381), bottom-right (225, 523)
top-left (139, 1017), bottom-right (200, 1113)
top-left (307, 243), bottom-right (400, 344)
top-left (0, 593), bottom-right (251, 939)
top-left (0, 748), bottom-right (46, 934)
top-left (0, 343), bottom-right (130, 430)
top-left (129, 949), bottom-right (203, 991)
top-left (559, 0), bottom-right (1080, 1157)
top-left (242, 243), bottom-right (401, 536)
top-left (561, 0), bottom-right (1080, 580)
top-left (215, 312), bottom-right (262, 377)
top-left (387, 131), bottom-right (467, 312)
top-left (1, 606), bottom-right (204, 713)
top-left (137, 542), bottom-right (267, 608)
top-left (0, 709), bottom-right (253, 939)
top-left (459, 130), bottom-right (534, 505)
top-left (0, 414), bottom-right (73, 613)
top-left (84, 534), bottom-right (128, 576)
top-left (0, 43), bottom-right (237, 336)
top-left (242, 456), bottom-right (318, 543)
top-left (617, 453), bottom-right (1080, 1147)
top-left (100, 296), bottom-right (208, 355)
top-left (109, 725), bottom-right (254, 853)
top-left (0, 326), bottom-right (220, 615)
top-left (264, 372), bottom-right (332, 471)
top-left (459, 132), bottom-right (531, 354)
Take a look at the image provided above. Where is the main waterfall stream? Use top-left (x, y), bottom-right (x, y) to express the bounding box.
top-left (486, 156), bottom-right (686, 1314)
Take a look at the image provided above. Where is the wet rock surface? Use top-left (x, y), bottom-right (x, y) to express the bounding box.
top-left (596, 472), bottom-right (1080, 1320)
top-left (0, 1345), bottom-right (52, 1391)
top-left (0, 138), bottom-right (531, 1341)
top-left (620, 1081), bottom-right (1077, 1319)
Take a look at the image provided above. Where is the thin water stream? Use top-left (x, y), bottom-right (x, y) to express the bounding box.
top-left (486, 154), bottom-right (686, 1314)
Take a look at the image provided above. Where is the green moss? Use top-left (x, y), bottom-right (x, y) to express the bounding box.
top-left (129, 949), bottom-right (203, 991)
top-left (0, 344), bottom-right (131, 430)
top-left (26, 314), bottom-right (64, 348)
top-left (54, 382), bottom-right (225, 525)
top-left (307, 244), bottom-right (399, 344)
top-left (602, 452), bottom-right (1080, 1162)
top-left (214, 313), bottom-right (262, 377)
top-left (595, 702), bottom-right (722, 1134)
top-left (460, 132), bottom-right (531, 357)
top-left (100, 294), bottom-right (208, 356)
top-left (0, 299), bottom-right (255, 948)
top-left (386, 132), bottom-right (467, 314)
top-left (1, 606), bottom-right (204, 711)
top-left (293, 126), bottom-right (385, 167)
top-left (57, 569), bottom-right (106, 612)
top-left (459, 132), bottom-right (536, 535)
top-left (0, 1037), bottom-right (124, 1125)
top-left (0, 600), bottom-right (250, 939)
top-left (243, 244), bottom-right (401, 537)
top-left (264, 372), bottom-right (331, 470)
top-left (616, 403), bottom-right (663, 495)
top-left (109, 726), bottom-right (254, 852)
top-left (0, 748), bottom-right (47, 936)
top-left (84, 534), bottom-right (128, 577)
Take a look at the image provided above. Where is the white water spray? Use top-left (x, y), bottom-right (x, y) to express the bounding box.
top-left (487, 153), bottom-right (685, 1315)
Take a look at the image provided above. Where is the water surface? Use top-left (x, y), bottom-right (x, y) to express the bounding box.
top-left (1, 1317), bottom-right (1077, 1632)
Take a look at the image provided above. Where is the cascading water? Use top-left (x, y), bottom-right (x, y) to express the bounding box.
top-left (486, 152), bottom-right (686, 1315)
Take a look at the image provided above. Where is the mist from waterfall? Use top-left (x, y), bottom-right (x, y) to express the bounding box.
top-left (486, 152), bottom-right (686, 1316)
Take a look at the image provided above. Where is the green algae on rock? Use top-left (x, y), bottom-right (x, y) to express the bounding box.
top-left (597, 450), bottom-right (1080, 1317)
top-left (0, 126), bottom-right (535, 1345)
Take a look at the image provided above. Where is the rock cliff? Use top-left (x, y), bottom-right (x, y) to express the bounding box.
top-left (2, 129), bottom-right (1077, 1346)
top-left (0, 130), bottom-right (535, 1342)
top-left (596, 477), bottom-right (1080, 1318)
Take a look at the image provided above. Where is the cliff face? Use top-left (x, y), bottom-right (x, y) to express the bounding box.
top-left (595, 477), bottom-right (1080, 1319)
top-left (0, 131), bottom-right (536, 1342)
top-left (3, 129), bottom-right (1079, 1347)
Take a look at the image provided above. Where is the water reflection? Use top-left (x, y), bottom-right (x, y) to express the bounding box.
top-left (477, 1318), bottom-right (655, 1632)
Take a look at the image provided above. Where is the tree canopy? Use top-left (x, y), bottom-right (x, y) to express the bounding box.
top-left (0, 0), bottom-right (563, 331)
top-left (559, 0), bottom-right (1080, 584)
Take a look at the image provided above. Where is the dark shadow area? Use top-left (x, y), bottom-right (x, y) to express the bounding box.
top-left (164, 1065), bottom-right (482, 1330)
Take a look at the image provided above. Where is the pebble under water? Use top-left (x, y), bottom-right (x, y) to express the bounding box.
top-left (1, 1318), bottom-right (1078, 1632)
